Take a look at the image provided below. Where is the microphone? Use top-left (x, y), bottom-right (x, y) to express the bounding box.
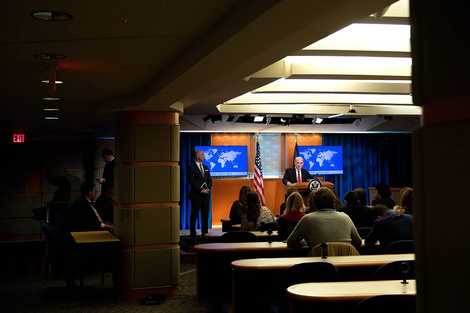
top-left (399, 262), bottom-right (410, 284)
top-left (321, 242), bottom-right (328, 259)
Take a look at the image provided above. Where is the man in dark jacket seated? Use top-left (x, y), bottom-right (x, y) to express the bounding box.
top-left (365, 204), bottom-right (413, 250)
top-left (337, 191), bottom-right (374, 228)
top-left (69, 182), bottom-right (113, 232)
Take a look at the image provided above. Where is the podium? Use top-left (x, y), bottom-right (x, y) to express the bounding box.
top-left (295, 181), bottom-right (335, 202)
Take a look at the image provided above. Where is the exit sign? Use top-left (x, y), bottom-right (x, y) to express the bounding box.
top-left (13, 134), bottom-right (25, 143)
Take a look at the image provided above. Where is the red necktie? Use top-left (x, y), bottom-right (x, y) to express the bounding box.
top-left (297, 170), bottom-right (301, 182)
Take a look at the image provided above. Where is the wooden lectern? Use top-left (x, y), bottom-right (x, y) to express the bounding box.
top-left (295, 181), bottom-right (335, 202)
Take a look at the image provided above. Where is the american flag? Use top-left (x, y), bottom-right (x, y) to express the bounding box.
top-left (254, 138), bottom-right (266, 206)
top-left (293, 136), bottom-right (299, 167)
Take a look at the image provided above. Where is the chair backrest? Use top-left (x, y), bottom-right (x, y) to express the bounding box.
top-left (354, 294), bottom-right (416, 313)
top-left (43, 223), bottom-right (65, 247)
top-left (375, 260), bottom-right (415, 280)
top-left (384, 240), bottom-right (414, 254)
top-left (356, 227), bottom-right (373, 238)
top-left (278, 262), bottom-right (338, 313)
top-left (281, 262), bottom-right (339, 289)
top-left (309, 242), bottom-right (360, 257)
top-left (220, 230), bottom-right (258, 243)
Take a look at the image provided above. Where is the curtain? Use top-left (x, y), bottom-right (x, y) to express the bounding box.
top-left (180, 133), bottom-right (211, 230)
top-left (323, 133), bottom-right (412, 205)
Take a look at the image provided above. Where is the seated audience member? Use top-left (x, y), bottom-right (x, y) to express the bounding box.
top-left (229, 186), bottom-right (251, 224)
top-left (305, 190), bottom-right (317, 214)
top-left (337, 191), bottom-right (374, 228)
top-left (280, 186), bottom-right (299, 215)
top-left (365, 204), bottom-right (413, 250)
top-left (69, 182), bottom-right (113, 232)
top-left (95, 182), bottom-right (114, 224)
top-left (371, 182), bottom-right (396, 209)
top-left (393, 187), bottom-right (413, 214)
top-left (286, 187), bottom-right (362, 248)
top-left (353, 188), bottom-right (368, 206)
top-left (331, 188), bottom-right (344, 208)
top-left (241, 191), bottom-right (275, 231)
top-left (277, 192), bottom-right (306, 240)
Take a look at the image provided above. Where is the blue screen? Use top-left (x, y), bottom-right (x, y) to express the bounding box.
top-left (297, 145), bottom-right (343, 175)
top-left (195, 146), bottom-right (248, 177)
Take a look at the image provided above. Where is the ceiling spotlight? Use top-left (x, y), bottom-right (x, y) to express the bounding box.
top-left (315, 117), bottom-right (323, 124)
top-left (31, 11), bottom-right (73, 21)
top-left (279, 118), bottom-right (290, 126)
top-left (265, 116), bottom-right (271, 125)
top-left (254, 116), bottom-right (264, 122)
top-left (41, 80), bottom-right (63, 84)
top-left (44, 117), bottom-right (59, 120)
top-left (346, 105), bottom-right (357, 114)
top-left (35, 53), bottom-right (67, 60)
top-left (43, 97), bottom-right (60, 101)
top-left (43, 108), bottom-right (59, 111)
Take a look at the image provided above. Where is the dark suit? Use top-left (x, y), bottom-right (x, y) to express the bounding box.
top-left (69, 195), bottom-right (103, 231)
top-left (282, 167), bottom-right (314, 185)
top-left (337, 204), bottom-right (374, 228)
top-left (95, 194), bottom-right (114, 224)
top-left (187, 162), bottom-right (212, 238)
top-left (102, 158), bottom-right (115, 192)
top-left (365, 213), bottom-right (413, 250)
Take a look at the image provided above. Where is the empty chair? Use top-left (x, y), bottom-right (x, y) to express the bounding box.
top-left (279, 262), bottom-right (338, 313)
top-left (354, 294), bottom-right (416, 313)
top-left (309, 242), bottom-right (360, 257)
top-left (281, 262), bottom-right (339, 288)
top-left (220, 230), bottom-right (258, 242)
top-left (384, 240), bottom-right (414, 254)
top-left (356, 227), bottom-right (373, 238)
top-left (375, 260), bottom-right (415, 280)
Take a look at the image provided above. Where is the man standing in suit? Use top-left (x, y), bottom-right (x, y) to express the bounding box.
top-left (283, 157), bottom-right (315, 186)
top-left (187, 150), bottom-right (212, 241)
top-left (96, 149), bottom-right (115, 194)
top-left (69, 182), bottom-right (113, 232)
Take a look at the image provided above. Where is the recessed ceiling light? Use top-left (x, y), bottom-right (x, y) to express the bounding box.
top-left (44, 117), bottom-right (59, 120)
top-left (35, 53), bottom-right (67, 60)
top-left (31, 11), bottom-right (72, 21)
top-left (43, 97), bottom-right (60, 101)
top-left (43, 108), bottom-right (59, 111)
top-left (41, 80), bottom-right (64, 84)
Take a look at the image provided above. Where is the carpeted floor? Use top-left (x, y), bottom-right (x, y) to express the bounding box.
top-left (0, 230), bottom-right (232, 313)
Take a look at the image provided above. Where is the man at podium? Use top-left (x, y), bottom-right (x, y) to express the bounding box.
top-left (283, 157), bottom-right (315, 187)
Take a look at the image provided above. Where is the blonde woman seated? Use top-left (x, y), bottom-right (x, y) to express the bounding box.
top-left (277, 192), bottom-right (306, 240)
top-left (241, 191), bottom-right (275, 231)
top-left (393, 187), bottom-right (413, 214)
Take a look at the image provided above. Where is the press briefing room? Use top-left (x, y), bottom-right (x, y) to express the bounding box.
top-left (1, 1), bottom-right (469, 313)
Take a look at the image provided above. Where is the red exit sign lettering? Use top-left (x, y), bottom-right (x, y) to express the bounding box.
top-left (13, 134), bottom-right (25, 143)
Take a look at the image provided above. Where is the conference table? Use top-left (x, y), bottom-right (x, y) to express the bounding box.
top-left (231, 253), bottom-right (414, 313)
top-left (193, 242), bottom-right (310, 303)
top-left (204, 230), bottom-right (279, 242)
top-left (71, 231), bottom-right (121, 306)
top-left (287, 279), bottom-right (416, 312)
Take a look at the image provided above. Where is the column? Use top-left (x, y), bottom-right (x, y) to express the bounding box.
top-left (113, 111), bottom-right (180, 300)
top-left (411, 0), bottom-right (470, 312)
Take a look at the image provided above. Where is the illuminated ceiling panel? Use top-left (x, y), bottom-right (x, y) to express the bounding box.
top-left (217, 0), bottom-right (417, 118)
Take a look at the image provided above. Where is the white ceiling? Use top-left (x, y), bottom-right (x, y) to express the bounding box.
top-left (0, 0), bottom-right (417, 136)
